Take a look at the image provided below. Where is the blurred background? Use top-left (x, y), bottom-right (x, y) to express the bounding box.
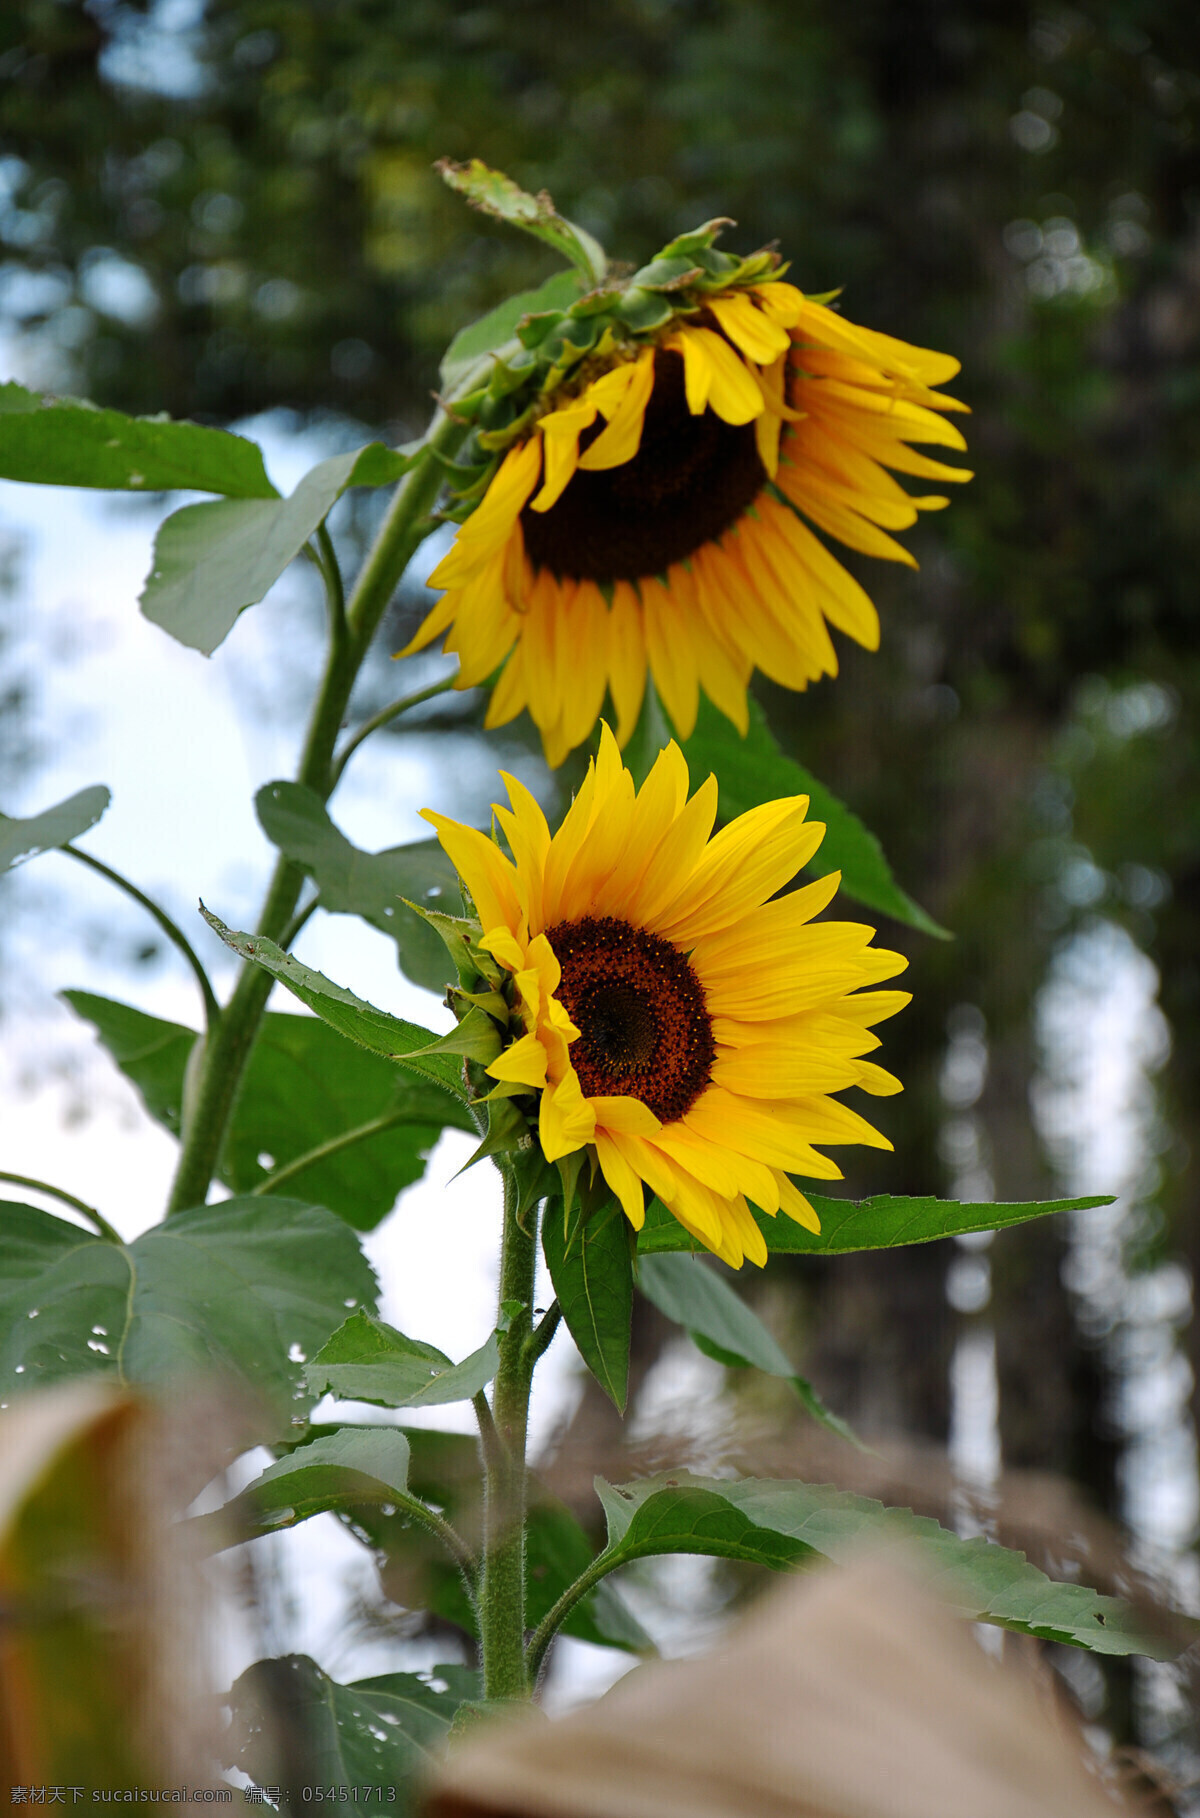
top-left (2, 0), bottom-right (1200, 1798)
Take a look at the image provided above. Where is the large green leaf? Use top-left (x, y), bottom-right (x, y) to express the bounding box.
top-left (637, 1191), bottom-right (1114, 1256)
top-left (542, 1199), bottom-right (632, 1412)
top-left (0, 785), bottom-right (110, 873)
top-left (438, 160), bottom-right (606, 285)
top-left (681, 696), bottom-right (948, 938)
top-left (141, 442), bottom-right (421, 655)
top-left (0, 1198), bottom-right (377, 1439)
top-left (636, 1252), bottom-right (858, 1444)
top-left (440, 270), bottom-right (583, 393)
top-left (64, 994), bottom-right (474, 1230)
top-left (255, 782), bottom-right (462, 991)
top-left (226, 1653), bottom-right (466, 1800)
top-left (592, 1472), bottom-right (1171, 1657)
top-left (231, 1425), bottom-right (416, 1526)
top-left (0, 382), bottom-right (276, 496)
top-left (201, 910), bottom-right (473, 1103)
top-left (303, 1309), bottom-right (499, 1409)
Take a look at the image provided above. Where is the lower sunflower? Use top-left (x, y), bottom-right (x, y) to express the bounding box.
top-left (405, 279), bottom-right (969, 767)
top-left (423, 726), bottom-right (909, 1268)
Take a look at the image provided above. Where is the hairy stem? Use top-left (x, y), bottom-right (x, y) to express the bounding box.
top-left (164, 413), bottom-right (467, 1216)
top-left (525, 1550), bottom-right (620, 1687)
top-left (0, 1172), bottom-right (123, 1245)
top-left (62, 845), bottom-right (221, 1030)
top-left (477, 1169), bottom-right (538, 1700)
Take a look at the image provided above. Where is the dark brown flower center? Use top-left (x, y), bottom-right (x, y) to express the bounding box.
top-left (546, 915), bottom-right (715, 1123)
top-left (521, 348), bottom-right (766, 584)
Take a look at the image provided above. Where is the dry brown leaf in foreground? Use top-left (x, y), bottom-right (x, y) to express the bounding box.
top-left (423, 1550), bottom-right (1128, 1818)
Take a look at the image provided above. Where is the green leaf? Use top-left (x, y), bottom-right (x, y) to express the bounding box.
top-left (0, 1198), bottom-right (377, 1439)
top-left (226, 1653), bottom-right (465, 1797)
top-left (0, 785), bottom-right (111, 873)
top-left (637, 1192), bottom-right (1115, 1256)
top-left (0, 382), bottom-right (277, 496)
top-left (593, 1473), bottom-right (1172, 1658)
top-left (438, 159), bottom-right (607, 285)
top-left (636, 1253), bottom-right (859, 1445)
top-left (255, 781), bottom-right (462, 991)
top-left (64, 994), bottom-right (473, 1231)
top-left (681, 696), bottom-right (948, 938)
top-left (141, 442), bottom-right (421, 655)
top-left (440, 270), bottom-right (584, 393)
top-left (237, 1425), bottom-right (415, 1525)
top-left (200, 909), bottom-right (472, 1103)
top-left (542, 1199), bottom-right (632, 1412)
top-left (304, 1308), bottom-right (499, 1409)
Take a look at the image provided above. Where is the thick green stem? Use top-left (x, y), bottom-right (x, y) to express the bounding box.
top-left (477, 1171), bottom-right (538, 1700)
top-left (164, 413), bottom-right (466, 1216)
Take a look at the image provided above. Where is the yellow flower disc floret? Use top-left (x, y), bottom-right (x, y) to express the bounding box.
top-left (422, 726), bottom-right (910, 1268)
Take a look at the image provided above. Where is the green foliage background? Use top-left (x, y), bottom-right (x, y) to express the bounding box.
top-left (3, 0), bottom-right (1200, 1762)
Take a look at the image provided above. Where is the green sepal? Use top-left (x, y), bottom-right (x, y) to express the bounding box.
top-left (400, 898), bottom-right (499, 990)
top-left (398, 1006), bottom-right (502, 1067)
top-left (612, 289), bottom-right (677, 334)
top-left (628, 256), bottom-right (705, 292)
top-left (515, 309), bottom-right (568, 351)
top-left (451, 986), bottom-right (509, 1023)
top-left (554, 1149), bottom-right (587, 1226)
top-left (457, 1097), bottom-right (531, 1171)
top-left (653, 218), bottom-right (736, 260)
top-left (509, 1144), bottom-right (557, 1221)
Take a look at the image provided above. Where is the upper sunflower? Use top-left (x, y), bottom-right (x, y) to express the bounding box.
top-left (404, 206), bottom-right (970, 767)
top-left (422, 726), bottom-right (909, 1268)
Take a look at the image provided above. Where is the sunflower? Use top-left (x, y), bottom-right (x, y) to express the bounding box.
top-left (422, 726), bottom-right (909, 1268)
top-left (403, 250), bottom-right (969, 767)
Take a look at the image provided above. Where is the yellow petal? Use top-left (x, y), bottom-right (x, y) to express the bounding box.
top-left (707, 291), bottom-right (792, 365)
top-left (577, 348), bottom-right (655, 471)
top-left (642, 574), bottom-right (700, 741)
top-left (689, 870), bottom-right (842, 974)
top-left (853, 1060), bottom-right (904, 1096)
top-left (529, 398), bottom-right (597, 513)
top-left (590, 1095), bottom-right (662, 1137)
top-left (429, 437), bottom-right (543, 589)
top-left (751, 281), bottom-right (806, 329)
top-left (479, 925), bottom-right (527, 974)
top-left (539, 1068), bottom-right (596, 1161)
top-left (421, 812), bottom-right (522, 935)
top-left (483, 643), bottom-right (529, 729)
top-left (394, 586), bottom-right (458, 660)
top-left (608, 580), bottom-right (647, 747)
top-left (674, 327), bottom-right (764, 425)
top-left (773, 1171), bottom-right (822, 1233)
top-left (684, 1086), bottom-right (847, 1176)
top-left (486, 1032), bottom-right (548, 1089)
top-left (594, 1133), bottom-right (647, 1230)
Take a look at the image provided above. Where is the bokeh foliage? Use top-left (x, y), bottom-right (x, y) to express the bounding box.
top-left (4, 0), bottom-right (1200, 1702)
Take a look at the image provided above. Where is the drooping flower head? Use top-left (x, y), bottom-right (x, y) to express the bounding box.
top-left (422, 727), bottom-right (909, 1268)
top-left (405, 208), bottom-right (970, 767)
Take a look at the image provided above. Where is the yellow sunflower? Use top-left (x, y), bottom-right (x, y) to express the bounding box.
top-left (422, 726), bottom-right (909, 1268)
top-left (404, 279), bottom-right (969, 767)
